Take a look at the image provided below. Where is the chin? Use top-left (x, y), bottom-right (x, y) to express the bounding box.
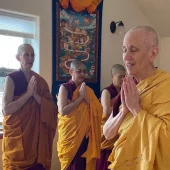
top-left (127, 69), bottom-right (135, 76)
top-left (26, 66), bottom-right (33, 70)
top-left (79, 79), bottom-right (85, 83)
top-left (28, 66), bottom-right (33, 69)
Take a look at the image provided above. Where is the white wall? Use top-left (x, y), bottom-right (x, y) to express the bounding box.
top-left (101, 0), bottom-right (159, 89)
top-left (159, 37), bottom-right (170, 73)
top-left (0, 0), bottom-right (53, 89)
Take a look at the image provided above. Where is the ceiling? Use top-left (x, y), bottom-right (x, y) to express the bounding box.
top-left (132, 0), bottom-right (170, 37)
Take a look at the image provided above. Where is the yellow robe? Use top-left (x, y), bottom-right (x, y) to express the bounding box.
top-left (100, 98), bottom-right (118, 151)
top-left (57, 85), bottom-right (102, 170)
top-left (108, 69), bottom-right (170, 170)
top-left (2, 72), bottom-right (57, 170)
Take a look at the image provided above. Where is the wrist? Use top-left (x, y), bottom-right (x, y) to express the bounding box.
top-left (121, 110), bottom-right (127, 117)
top-left (78, 96), bottom-right (83, 101)
top-left (132, 106), bottom-right (142, 117)
top-left (85, 98), bottom-right (89, 104)
top-left (121, 108), bottom-right (128, 115)
top-left (26, 92), bottom-right (31, 98)
top-left (77, 96), bottom-right (83, 102)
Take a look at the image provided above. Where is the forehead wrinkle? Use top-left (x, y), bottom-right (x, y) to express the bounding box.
top-left (17, 44), bottom-right (34, 56)
top-left (124, 28), bottom-right (157, 50)
top-left (71, 64), bottom-right (86, 70)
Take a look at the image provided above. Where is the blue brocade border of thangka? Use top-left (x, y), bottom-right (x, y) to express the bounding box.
top-left (52, 0), bottom-right (103, 102)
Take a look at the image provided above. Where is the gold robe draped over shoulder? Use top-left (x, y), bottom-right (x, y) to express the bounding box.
top-left (108, 69), bottom-right (170, 170)
top-left (57, 86), bottom-right (102, 170)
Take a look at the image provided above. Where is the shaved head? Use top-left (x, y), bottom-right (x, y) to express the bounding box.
top-left (111, 64), bottom-right (126, 89)
top-left (70, 60), bottom-right (86, 70)
top-left (125, 26), bottom-right (158, 49)
top-left (123, 25), bottom-right (159, 81)
top-left (17, 44), bottom-right (34, 56)
top-left (111, 64), bottom-right (126, 76)
top-left (15, 44), bottom-right (35, 70)
top-left (69, 60), bottom-right (86, 85)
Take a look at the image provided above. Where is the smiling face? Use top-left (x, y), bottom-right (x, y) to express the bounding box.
top-left (112, 70), bottom-right (126, 89)
top-left (122, 28), bottom-right (158, 81)
top-left (16, 44), bottom-right (35, 70)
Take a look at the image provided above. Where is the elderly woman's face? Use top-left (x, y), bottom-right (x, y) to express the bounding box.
top-left (122, 30), bottom-right (154, 79)
top-left (18, 45), bottom-right (35, 70)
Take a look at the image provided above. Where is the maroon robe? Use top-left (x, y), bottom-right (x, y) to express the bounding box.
top-left (104, 83), bottom-right (119, 100)
top-left (6, 69), bottom-right (56, 170)
top-left (61, 79), bottom-right (77, 101)
top-left (112, 93), bottom-right (121, 117)
top-left (26, 164), bottom-right (45, 170)
top-left (113, 77), bottom-right (138, 117)
top-left (61, 80), bottom-right (88, 170)
top-left (8, 69), bottom-right (29, 96)
top-left (96, 84), bottom-right (119, 170)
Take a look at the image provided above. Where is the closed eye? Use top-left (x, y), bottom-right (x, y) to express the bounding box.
top-left (122, 46), bottom-right (127, 53)
top-left (130, 47), bottom-right (138, 52)
top-left (122, 46), bottom-right (139, 53)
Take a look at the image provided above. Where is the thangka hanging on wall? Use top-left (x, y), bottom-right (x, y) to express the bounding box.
top-left (56, 3), bottom-right (99, 82)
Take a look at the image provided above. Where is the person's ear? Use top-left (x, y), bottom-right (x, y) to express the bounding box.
top-left (150, 46), bottom-right (159, 63)
top-left (16, 54), bottom-right (20, 62)
top-left (69, 69), bottom-right (73, 76)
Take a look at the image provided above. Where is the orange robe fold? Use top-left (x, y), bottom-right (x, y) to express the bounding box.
top-left (57, 85), bottom-right (102, 170)
top-left (59, 0), bottom-right (102, 13)
top-left (108, 69), bottom-right (170, 170)
top-left (2, 71), bottom-right (57, 170)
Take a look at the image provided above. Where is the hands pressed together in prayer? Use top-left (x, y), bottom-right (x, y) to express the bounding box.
top-left (27, 76), bottom-right (41, 103)
top-left (121, 76), bottom-right (141, 117)
top-left (79, 82), bottom-right (89, 104)
top-left (27, 76), bottom-right (37, 97)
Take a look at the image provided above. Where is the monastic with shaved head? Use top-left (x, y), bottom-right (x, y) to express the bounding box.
top-left (103, 25), bottom-right (170, 170)
top-left (2, 44), bottom-right (57, 170)
top-left (57, 58), bottom-right (103, 170)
